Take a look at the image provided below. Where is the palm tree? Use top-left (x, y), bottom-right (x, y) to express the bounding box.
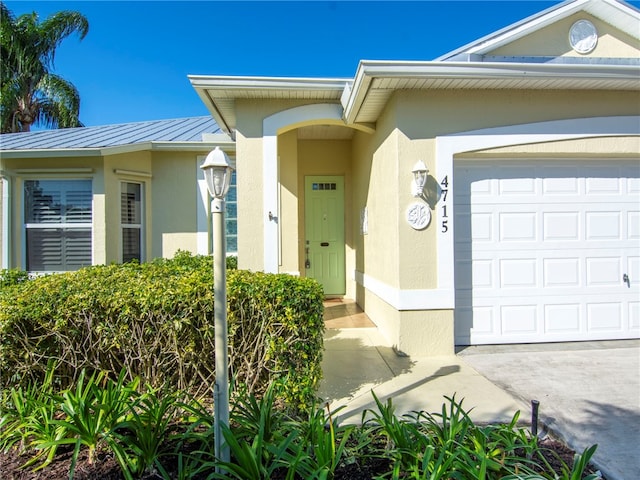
top-left (0, 2), bottom-right (88, 132)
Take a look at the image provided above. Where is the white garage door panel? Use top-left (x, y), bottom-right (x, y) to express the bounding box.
top-left (454, 160), bottom-right (640, 345)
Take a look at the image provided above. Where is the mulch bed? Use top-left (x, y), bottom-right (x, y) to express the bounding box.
top-left (1, 437), bottom-right (604, 479)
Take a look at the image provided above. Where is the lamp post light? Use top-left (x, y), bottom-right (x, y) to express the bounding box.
top-left (200, 146), bottom-right (234, 467)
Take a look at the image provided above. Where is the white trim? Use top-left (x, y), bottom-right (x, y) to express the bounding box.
top-left (196, 156), bottom-right (210, 255)
top-left (22, 178), bottom-right (93, 272)
top-left (119, 181), bottom-right (145, 263)
top-left (1, 175), bottom-right (9, 269)
top-left (0, 142), bottom-right (234, 160)
top-left (113, 169), bottom-right (152, 178)
top-left (262, 135), bottom-right (278, 273)
top-left (277, 156), bottom-right (282, 265)
top-left (355, 270), bottom-right (455, 310)
top-left (437, 0), bottom-right (640, 60)
top-left (189, 75), bottom-right (350, 91)
top-left (15, 168), bottom-right (93, 174)
top-left (432, 115), bottom-right (640, 311)
top-left (356, 115), bottom-right (639, 311)
top-left (262, 103), bottom-right (344, 273)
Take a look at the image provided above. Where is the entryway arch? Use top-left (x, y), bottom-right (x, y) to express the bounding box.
top-left (262, 104), bottom-right (365, 273)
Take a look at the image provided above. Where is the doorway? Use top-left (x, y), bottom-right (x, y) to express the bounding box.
top-left (304, 176), bottom-right (345, 295)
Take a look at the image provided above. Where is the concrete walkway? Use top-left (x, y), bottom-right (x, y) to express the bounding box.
top-left (318, 324), bottom-right (639, 480)
top-left (318, 328), bottom-right (526, 425)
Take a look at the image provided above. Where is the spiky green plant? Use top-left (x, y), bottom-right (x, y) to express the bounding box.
top-left (41, 369), bottom-right (138, 479)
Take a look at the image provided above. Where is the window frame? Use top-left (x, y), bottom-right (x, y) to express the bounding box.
top-left (22, 177), bottom-right (94, 273)
top-left (120, 180), bottom-right (145, 264)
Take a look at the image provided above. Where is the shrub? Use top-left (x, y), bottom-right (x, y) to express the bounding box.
top-left (0, 252), bottom-right (324, 410)
top-left (0, 268), bottom-right (29, 290)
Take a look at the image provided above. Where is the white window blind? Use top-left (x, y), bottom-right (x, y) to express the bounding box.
top-left (24, 180), bottom-right (92, 272)
top-left (121, 182), bottom-right (142, 263)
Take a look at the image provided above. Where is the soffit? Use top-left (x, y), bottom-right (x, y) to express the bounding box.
top-left (347, 61), bottom-right (640, 124)
top-left (189, 76), bottom-right (349, 135)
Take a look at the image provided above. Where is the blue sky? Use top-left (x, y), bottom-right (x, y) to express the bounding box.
top-left (5, 1), bottom-right (638, 128)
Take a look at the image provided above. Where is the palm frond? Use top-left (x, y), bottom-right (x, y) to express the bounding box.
top-left (0, 3), bottom-right (88, 132)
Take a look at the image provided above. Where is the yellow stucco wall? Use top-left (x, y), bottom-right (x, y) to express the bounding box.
top-left (391, 89), bottom-right (639, 292)
top-left (458, 135), bottom-right (640, 158)
top-left (150, 151), bottom-right (203, 259)
top-left (234, 130), bottom-right (264, 270)
top-left (354, 96), bottom-right (402, 289)
top-left (490, 13), bottom-right (640, 58)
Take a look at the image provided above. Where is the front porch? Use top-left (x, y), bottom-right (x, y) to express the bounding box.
top-left (323, 298), bottom-right (375, 329)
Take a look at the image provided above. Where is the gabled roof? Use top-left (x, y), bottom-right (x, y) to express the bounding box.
top-left (191, 0), bottom-right (640, 135)
top-left (189, 76), bottom-right (350, 137)
top-left (0, 116), bottom-right (232, 158)
top-left (438, 0), bottom-right (640, 61)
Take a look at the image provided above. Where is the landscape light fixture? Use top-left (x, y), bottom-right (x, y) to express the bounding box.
top-left (200, 146), bottom-right (235, 469)
top-left (201, 146), bottom-right (234, 199)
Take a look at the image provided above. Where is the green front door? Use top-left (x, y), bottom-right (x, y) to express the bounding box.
top-left (304, 176), bottom-right (345, 295)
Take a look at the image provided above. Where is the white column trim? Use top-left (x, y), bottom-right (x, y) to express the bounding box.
top-left (355, 270), bottom-right (455, 310)
top-left (195, 155), bottom-right (210, 256)
top-left (1, 174), bottom-right (10, 269)
top-left (262, 103), bottom-right (344, 273)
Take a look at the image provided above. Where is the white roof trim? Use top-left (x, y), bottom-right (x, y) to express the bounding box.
top-left (438, 0), bottom-right (640, 61)
top-left (191, 0), bottom-right (640, 133)
top-left (343, 59), bottom-right (640, 124)
top-left (188, 75), bottom-right (351, 90)
top-left (0, 141), bottom-right (236, 159)
top-left (189, 75), bottom-right (350, 135)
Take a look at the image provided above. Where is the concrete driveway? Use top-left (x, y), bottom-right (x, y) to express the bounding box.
top-left (458, 339), bottom-right (640, 480)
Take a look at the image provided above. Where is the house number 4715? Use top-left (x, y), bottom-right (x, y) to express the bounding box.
top-left (440, 176), bottom-right (449, 233)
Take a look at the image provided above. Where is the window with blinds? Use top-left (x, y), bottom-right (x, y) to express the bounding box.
top-left (121, 182), bottom-right (143, 263)
top-left (24, 180), bottom-right (92, 272)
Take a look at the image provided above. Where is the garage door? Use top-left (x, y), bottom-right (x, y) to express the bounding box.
top-left (454, 160), bottom-right (640, 345)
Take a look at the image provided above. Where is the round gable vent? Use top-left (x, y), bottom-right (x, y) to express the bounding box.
top-left (569, 19), bottom-right (598, 54)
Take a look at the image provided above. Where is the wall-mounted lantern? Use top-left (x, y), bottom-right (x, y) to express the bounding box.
top-left (412, 160), bottom-right (429, 198)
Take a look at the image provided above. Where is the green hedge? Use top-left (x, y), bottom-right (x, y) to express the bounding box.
top-left (0, 268), bottom-right (29, 289)
top-left (0, 252), bottom-right (324, 410)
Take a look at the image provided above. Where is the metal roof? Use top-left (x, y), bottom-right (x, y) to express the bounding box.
top-left (0, 116), bottom-right (221, 151)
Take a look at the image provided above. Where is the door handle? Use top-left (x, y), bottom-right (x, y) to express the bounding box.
top-left (320, 242), bottom-right (329, 247)
top-left (623, 273), bottom-right (630, 287)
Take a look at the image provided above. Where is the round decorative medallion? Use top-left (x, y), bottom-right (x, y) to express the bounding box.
top-left (569, 20), bottom-right (598, 54)
top-left (407, 202), bottom-right (431, 230)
